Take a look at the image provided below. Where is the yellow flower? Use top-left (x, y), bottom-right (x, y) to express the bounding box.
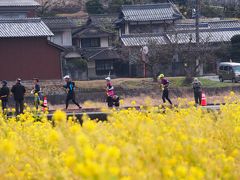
top-left (163, 167), bottom-right (174, 178)
top-left (64, 154), bottom-right (76, 168)
top-left (189, 167), bottom-right (204, 179)
top-left (84, 146), bottom-right (96, 160)
top-left (0, 95), bottom-right (239, 179)
top-left (107, 146), bottom-right (120, 160)
top-left (229, 91), bottom-right (235, 96)
top-left (73, 163), bottom-right (88, 176)
top-left (176, 166), bottom-right (187, 177)
top-left (83, 120), bottom-right (96, 131)
top-left (52, 110), bottom-right (67, 123)
top-left (119, 99), bottom-right (124, 105)
top-left (231, 149), bottom-right (239, 158)
top-left (131, 101), bottom-right (136, 106)
top-left (109, 166), bottom-right (120, 176)
top-left (47, 130), bottom-right (60, 145)
top-left (0, 139), bottom-right (16, 155)
top-left (76, 134), bottom-right (89, 146)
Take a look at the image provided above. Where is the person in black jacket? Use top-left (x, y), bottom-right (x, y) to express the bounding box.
top-left (0, 80), bottom-right (10, 111)
top-left (192, 78), bottom-right (202, 105)
top-left (11, 78), bottom-right (26, 115)
top-left (63, 75), bottom-right (82, 110)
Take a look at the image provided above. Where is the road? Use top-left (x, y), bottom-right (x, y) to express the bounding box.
top-left (201, 75), bottom-right (219, 82)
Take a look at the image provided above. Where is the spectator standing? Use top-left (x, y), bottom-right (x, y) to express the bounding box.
top-left (11, 78), bottom-right (26, 115)
top-left (0, 80), bottom-right (10, 111)
top-left (192, 78), bottom-right (202, 105)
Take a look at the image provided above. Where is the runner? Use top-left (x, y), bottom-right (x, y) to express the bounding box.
top-left (158, 74), bottom-right (172, 105)
top-left (63, 75), bottom-right (82, 110)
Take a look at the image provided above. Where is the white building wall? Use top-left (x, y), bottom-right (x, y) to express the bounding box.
top-left (52, 33), bottom-right (63, 46)
top-left (48, 30), bottom-right (72, 47)
top-left (125, 23), bottom-right (129, 35)
top-left (62, 30), bottom-right (72, 46)
top-left (100, 37), bottom-right (109, 47)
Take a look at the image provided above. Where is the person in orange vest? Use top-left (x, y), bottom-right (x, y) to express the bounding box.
top-left (192, 78), bottom-right (202, 105)
top-left (105, 77), bottom-right (119, 107)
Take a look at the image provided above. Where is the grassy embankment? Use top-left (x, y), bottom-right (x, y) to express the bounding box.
top-left (48, 77), bottom-right (240, 109)
top-left (73, 77), bottom-right (240, 91)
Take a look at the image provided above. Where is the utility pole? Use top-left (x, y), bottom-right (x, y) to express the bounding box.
top-left (195, 0), bottom-right (200, 46)
top-left (195, 0), bottom-right (202, 75)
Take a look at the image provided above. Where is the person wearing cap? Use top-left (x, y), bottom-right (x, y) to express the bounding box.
top-left (31, 78), bottom-right (42, 109)
top-left (63, 75), bottom-right (82, 110)
top-left (158, 74), bottom-right (172, 105)
top-left (192, 78), bottom-right (202, 105)
top-left (105, 77), bottom-right (116, 107)
top-left (11, 78), bottom-right (26, 115)
top-left (0, 80), bottom-right (10, 111)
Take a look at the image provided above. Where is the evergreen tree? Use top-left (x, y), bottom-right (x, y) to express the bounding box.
top-left (86, 0), bottom-right (104, 14)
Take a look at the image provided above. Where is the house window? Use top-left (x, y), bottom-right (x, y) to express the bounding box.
top-left (72, 39), bottom-right (80, 47)
top-left (95, 60), bottom-right (114, 75)
top-left (129, 24), bottom-right (152, 33)
top-left (81, 38), bottom-right (100, 48)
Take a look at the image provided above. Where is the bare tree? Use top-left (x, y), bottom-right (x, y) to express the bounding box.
top-left (172, 32), bottom-right (218, 83)
top-left (37, 0), bottom-right (62, 15)
top-left (146, 40), bottom-right (173, 81)
top-left (37, 0), bottom-right (84, 15)
top-left (118, 32), bottom-right (223, 82)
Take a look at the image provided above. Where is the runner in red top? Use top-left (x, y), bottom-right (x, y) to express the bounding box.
top-left (106, 77), bottom-right (114, 97)
top-left (105, 77), bottom-right (117, 107)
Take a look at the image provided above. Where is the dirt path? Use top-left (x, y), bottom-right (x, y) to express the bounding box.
top-left (48, 93), bottom-right (232, 110)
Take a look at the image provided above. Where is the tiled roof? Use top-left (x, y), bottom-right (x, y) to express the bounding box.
top-left (168, 20), bottom-right (240, 44)
top-left (73, 25), bottom-right (113, 38)
top-left (80, 48), bottom-right (120, 60)
top-left (121, 34), bottom-right (168, 46)
top-left (120, 21), bottom-right (240, 47)
top-left (175, 23), bottom-right (209, 31)
top-left (121, 3), bottom-right (182, 22)
top-left (175, 20), bottom-right (240, 31)
top-left (0, 0), bottom-right (39, 7)
top-left (42, 17), bottom-right (76, 30)
top-left (208, 20), bottom-right (240, 29)
top-left (167, 29), bottom-right (240, 44)
top-left (0, 18), bottom-right (53, 38)
top-left (122, 29), bottom-right (240, 46)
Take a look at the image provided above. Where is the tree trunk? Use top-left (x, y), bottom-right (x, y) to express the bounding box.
top-left (149, 64), bottom-right (158, 82)
top-left (183, 68), bottom-right (194, 85)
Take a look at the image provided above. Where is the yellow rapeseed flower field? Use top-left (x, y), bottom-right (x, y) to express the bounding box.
top-left (0, 93), bottom-right (240, 179)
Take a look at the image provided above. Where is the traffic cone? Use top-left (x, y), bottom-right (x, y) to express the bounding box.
top-left (42, 96), bottom-right (48, 111)
top-left (201, 92), bottom-right (207, 106)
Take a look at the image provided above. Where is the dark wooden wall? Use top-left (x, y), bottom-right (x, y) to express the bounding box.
top-left (0, 37), bottom-right (62, 80)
